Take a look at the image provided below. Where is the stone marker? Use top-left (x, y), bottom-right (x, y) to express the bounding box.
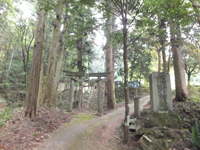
top-left (149, 72), bottom-right (173, 112)
top-left (134, 97), bottom-right (140, 118)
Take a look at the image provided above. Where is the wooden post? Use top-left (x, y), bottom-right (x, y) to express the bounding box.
top-left (78, 84), bottom-right (83, 108)
top-left (135, 87), bottom-right (138, 97)
top-left (98, 77), bottom-right (102, 115)
top-left (134, 97), bottom-right (140, 118)
top-left (134, 88), bottom-right (140, 118)
top-left (65, 72), bottom-right (110, 113)
top-left (68, 79), bottom-right (74, 112)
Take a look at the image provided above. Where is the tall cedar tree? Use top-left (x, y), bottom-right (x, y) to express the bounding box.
top-left (105, 11), bottom-right (116, 109)
top-left (24, 10), bottom-right (45, 118)
top-left (42, 0), bottom-right (64, 107)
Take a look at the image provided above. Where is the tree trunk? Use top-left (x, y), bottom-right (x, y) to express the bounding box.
top-left (37, 62), bottom-right (44, 106)
top-left (7, 50), bottom-right (14, 76)
top-left (170, 22), bottom-right (188, 101)
top-left (105, 14), bottom-right (116, 109)
top-left (122, 12), bottom-right (129, 144)
top-left (188, 73), bottom-right (191, 87)
top-left (52, 14), bottom-right (68, 105)
top-left (167, 49), bottom-right (171, 73)
top-left (42, 0), bottom-right (64, 107)
top-left (162, 44), bottom-right (167, 73)
top-left (159, 18), bottom-right (167, 73)
top-left (37, 23), bottom-right (47, 106)
top-left (171, 45), bottom-right (188, 101)
top-left (76, 38), bottom-right (83, 108)
top-left (157, 47), bottom-right (161, 73)
top-left (24, 10), bottom-right (45, 118)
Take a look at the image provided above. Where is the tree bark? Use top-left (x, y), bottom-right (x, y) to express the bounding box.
top-left (162, 44), bottom-right (167, 73)
top-left (52, 14), bottom-right (68, 105)
top-left (122, 10), bottom-right (130, 144)
top-left (170, 22), bottom-right (188, 101)
top-left (37, 62), bottom-right (44, 106)
top-left (37, 22), bottom-right (47, 106)
top-left (105, 14), bottom-right (116, 109)
top-left (156, 46), bottom-right (161, 73)
top-left (171, 45), bottom-right (188, 101)
top-left (167, 49), bottom-right (171, 73)
top-left (24, 10), bottom-right (45, 118)
top-left (159, 18), bottom-right (167, 73)
top-left (76, 38), bottom-right (83, 108)
top-left (188, 72), bottom-right (191, 87)
top-left (42, 0), bottom-right (64, 107)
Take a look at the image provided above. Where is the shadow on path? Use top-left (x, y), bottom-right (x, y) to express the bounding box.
top-left (37, 96), bottom-right (150, 150)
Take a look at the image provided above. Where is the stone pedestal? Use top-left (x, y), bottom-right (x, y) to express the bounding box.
top-left (149, 72), bottom-right (173, 112)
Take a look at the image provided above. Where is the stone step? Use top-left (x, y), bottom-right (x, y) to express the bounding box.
top-left (130, 118), bottom-right (137, 123)
top-left (129, 125), bottom-right (140, 132)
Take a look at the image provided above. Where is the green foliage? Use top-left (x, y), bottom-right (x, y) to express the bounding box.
top-left (0, 0), bottom-right (36, 108)
top-left (57, 90), bottom-right (69, 110)
top-left (89, 46), bottom-right (105, 73)
top-left (37, 0), bottom-right (57, 12)
top-left (193, 97), bottom-right (200, 103)
top-left (188, 85), bottom-right (200, 98)
top-left (0, 108), bottom-right (12, 127)
top-left (69, 113), bottom-right (95, 125)
top-left (63, 2), bottom-right (97, 72)
top-left (129, 44), bottom-right (152, 82)
top-left (0, 0), bottom-right (14, 13)
top-left (183, 43), bottom-right (200, 84)
top-left (190, 120), bottom-right (200, 150)
top-left (0, 51), bottom-right (27, 105)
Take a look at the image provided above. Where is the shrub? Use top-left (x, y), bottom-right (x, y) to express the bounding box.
top-left (190, 120), bottom-right (200, 150)
top-left (0, 108), bottom-right (12, 127)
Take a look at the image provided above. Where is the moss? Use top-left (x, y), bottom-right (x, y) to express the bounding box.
top-left (144, 113), bottom-right (181, 129)
top-left (67, 113), bottom-right (95, 125)
top-left (137, 127), bottom-right (191, 150)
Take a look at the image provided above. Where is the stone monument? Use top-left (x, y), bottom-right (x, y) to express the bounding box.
top-left (149, 72), bottom-right (173, 112)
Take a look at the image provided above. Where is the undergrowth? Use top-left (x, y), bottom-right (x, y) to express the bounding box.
top-left (0, 108), bottom-right (12, 127)
top-left (68, 113), bottom-right (95, 125)
top-left (190, 120), bottom-right (200, 150)
top-left (188, 85), bottom-right (200, 98)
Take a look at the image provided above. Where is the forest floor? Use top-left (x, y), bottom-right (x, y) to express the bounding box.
top-left (0, 107), bottom-right (73, 150)
top-left (0, 87), bottom-right (149, 150)
top-left (36, 96), bottom-right (150, 150)
top-left (0, 86), bottom-right (199, 150)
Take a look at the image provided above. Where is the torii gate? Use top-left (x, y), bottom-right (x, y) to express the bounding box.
top-left (64, 71), bottom-right (110, 115)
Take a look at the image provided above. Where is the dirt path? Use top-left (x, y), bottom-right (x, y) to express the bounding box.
top-left (36, 96), bottom-right (150, 150)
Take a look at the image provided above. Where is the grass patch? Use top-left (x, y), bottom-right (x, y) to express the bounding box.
top-left (67, 113), bottom-right (96, 125)
top-left (0, 108), bottom-right (12, 127)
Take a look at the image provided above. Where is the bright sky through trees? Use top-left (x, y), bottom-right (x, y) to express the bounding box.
top-left (14, 1), bottom-right (34, 19)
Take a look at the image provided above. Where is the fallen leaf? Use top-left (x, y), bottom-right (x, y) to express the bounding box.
top-left (0, 145), bottom-right (7, 149)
